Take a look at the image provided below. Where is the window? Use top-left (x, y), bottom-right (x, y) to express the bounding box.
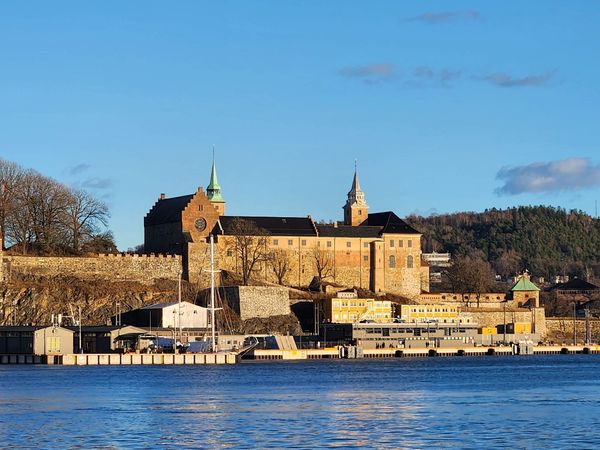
top-left (408, 240), bottom-right (413, 248)
top-left (288, 240), bottom-right (293, 246)
top-left (364, 242), bottom-right (369, 248)
top-left (363, 255), bottom-right (368, 261)
top-left (199, 205), bottom-right (204, 211)
top-left (301, 240), bottom-right (306, 246)
top-left (390, 240), bottom-right (395, 248)
top-left (346, 241), bottom-right (351, 248)
top-left (389, 255), bottom-right (396, 268)
top-left (359, 210), bottom-right (362, 215)
top-left (226, 249), bottom-right (233, 257)
top-left (273, 239), bottom-right (279, 246)
top-left (407, 255), bottom-right (414, 268)
top-left (327, 241), bottom-right (332, 248)
top-left (399, 240), bottom-right (403, 247)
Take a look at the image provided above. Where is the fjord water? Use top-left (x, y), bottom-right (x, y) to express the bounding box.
top-left (1, 356), bottom-right (600, 449)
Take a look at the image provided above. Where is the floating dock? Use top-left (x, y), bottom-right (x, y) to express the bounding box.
top-left (0, 352), bottom-right (237, 365)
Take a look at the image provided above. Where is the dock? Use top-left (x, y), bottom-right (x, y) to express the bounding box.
top-left (0, 352), bottom-right (238, 365)
top-left (250, 345), bottom-right (600, 360)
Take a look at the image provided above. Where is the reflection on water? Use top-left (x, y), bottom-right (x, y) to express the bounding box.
top-left (1, 356), bottom-right (600, 448)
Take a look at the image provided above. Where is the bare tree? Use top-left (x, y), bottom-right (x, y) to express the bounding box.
top-left (268, 249), bottom-right (292, 285)
top-left (444, 256), bottom-right (494, 307)
top-left (494, 250), bottom-right (522, 280)
top-left (0, 158), bottom-right (113, 255)
top-left (0, 158), bottom-right (24, 250)
top-left (312, 247), bottom-right (334, 281)
top-left (64, 189), bottom-right (109, 252)
top-left (228, 218), bottom-right (270, 285)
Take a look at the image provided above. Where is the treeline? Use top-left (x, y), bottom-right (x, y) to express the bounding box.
top-left (0, 158), bottom-right (116, 255)
top-left (408, 206), bottom-right (600, 281)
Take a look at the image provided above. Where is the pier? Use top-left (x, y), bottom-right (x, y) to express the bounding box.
top-left (250, 345), bottom-right (600, 360)
top-left (0, 352), bottom-right (238, 365)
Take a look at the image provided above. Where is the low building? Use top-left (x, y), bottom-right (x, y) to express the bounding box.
top-left (117, 301), bottom-right (208, 329)
top-left (323, 289), bottom-right (392, 323)
top-left (399, 304), bottom-right (472, 324)
top-left (321, 322), bottom-right (478, 349)
top-left (33, 326), bottom-right (74, 355)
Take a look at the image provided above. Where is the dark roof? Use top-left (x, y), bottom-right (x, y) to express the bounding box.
top-left (548, 278), bottom-right (600, 292)
top-left (217, 216), bottom-right (317, 236)
top-left (144, 194), bottom-right (194, 226)
top-left (317, 224), bottom-right (382, 238)
top-left (362, 211), bottom-right (420, 234)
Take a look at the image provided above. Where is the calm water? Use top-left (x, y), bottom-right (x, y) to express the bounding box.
top-left (1, 355), bottom-right (600, 449)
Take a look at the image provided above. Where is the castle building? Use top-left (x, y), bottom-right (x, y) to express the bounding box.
top-left (144, 162), bottom-right (429, 298)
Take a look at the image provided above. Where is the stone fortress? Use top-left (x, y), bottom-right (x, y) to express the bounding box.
top-left (143, 160), bottom-right (429, 299)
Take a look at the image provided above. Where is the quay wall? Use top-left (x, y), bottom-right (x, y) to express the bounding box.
top-left (545, 317), bottom-right (600, 342)
top-left (2, 254), bottom-right (182, 284)
top-left (464, 308), bottom-right (547, 337)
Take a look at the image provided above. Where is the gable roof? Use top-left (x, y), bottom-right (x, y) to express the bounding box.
top-left (548, 278), bottom-right (600, 292)
top-left (361, 211), bottom-right (420, 234)
top-left (511, 277), bottom-right (540, 292)
top-left (144, 194), bottom-right (194, 226)
top-left (217, 216), bottom-right (318, 236)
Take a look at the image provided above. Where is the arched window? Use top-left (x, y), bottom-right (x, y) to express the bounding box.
top-left (389, 255), bottom-right (396, 268)
top-left (407, 255), bottom-right (413, 268)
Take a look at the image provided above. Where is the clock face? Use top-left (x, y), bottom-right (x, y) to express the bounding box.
top-left (195, 218), bottom-right (207, 232)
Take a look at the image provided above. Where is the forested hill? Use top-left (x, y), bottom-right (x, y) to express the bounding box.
top-left (407, 206), bottom-right (600, 280)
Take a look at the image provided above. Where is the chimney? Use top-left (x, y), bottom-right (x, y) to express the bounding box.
top-left (160, 193), bottom-right (166, 200)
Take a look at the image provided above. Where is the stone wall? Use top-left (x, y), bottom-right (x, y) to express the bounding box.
top-left (463, 307), bottom-right (547, 337)
top-left (3, 254), bottom-right (182, 284)
top-left (219, 286), bottom-right (290, 320)
top-left (546, 317), bottom-right (600, 343)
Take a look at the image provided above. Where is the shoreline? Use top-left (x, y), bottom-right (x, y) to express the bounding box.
top-left (2, 344), bottom-right (599, 366)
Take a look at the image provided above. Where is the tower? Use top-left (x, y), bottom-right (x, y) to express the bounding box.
top-left (343, 165), bottom-right (369, 226)
top-left (206, 156), bottom-right (226, 216)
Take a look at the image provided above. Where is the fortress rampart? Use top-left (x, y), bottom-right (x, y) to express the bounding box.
top-left (1, 253), bottom-right (182, 284)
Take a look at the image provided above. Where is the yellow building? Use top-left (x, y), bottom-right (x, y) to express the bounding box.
top-left (144, 162), bottom-right (429, 298)
top-left (400, 304), bottom-right (471, 324)
top-left (324, 290), bottom-right (392, 323)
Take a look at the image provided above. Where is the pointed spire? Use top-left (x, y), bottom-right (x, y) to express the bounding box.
top-left (351, 160), bottom-right (361, 192)
top-left (207, 148), bottom-right (224, 202)
top-left (347, 161), bottom-right (366, 205)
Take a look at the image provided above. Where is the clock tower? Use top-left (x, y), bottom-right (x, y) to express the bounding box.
top-left (343, 166), bottom-right (369, 226)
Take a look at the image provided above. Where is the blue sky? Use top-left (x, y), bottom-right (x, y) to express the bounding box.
top-left (1, 1), bottom-right (600, 250)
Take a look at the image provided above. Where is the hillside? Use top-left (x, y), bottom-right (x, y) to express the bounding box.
top-left (407, 206), bottom-right (600, 281)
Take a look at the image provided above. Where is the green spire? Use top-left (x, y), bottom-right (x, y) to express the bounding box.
top-left (207, 154), bottom-right (224, 202)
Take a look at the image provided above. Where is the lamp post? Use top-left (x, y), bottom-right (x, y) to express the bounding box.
top-left (78, 306), bottom-right (82, 354)
top-left (503, 301), bottom-right (507, 346)
top-left (573, 302), bottom-right (577, 346)
top-left (178, 269), bottom-right (182, 348)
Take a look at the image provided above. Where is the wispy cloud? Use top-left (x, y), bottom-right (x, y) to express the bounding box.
top-left (496, 158), bottom-right (600, 195)
top-left (80, 177), bottom-right (113, 190)
top-left (66, 163), bottom-right (91, 176)
top-left (406, 10), bottom-right (481, 24)
top-left (413, 66), bottom-right (461, 86)
top-left (339, 64), bottom-right (395, 84)
top-left (478, 70), bottom-right (555, 88)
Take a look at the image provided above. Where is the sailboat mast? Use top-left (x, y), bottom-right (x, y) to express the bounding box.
top-left (210, 234), bottom-right (217, 352)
